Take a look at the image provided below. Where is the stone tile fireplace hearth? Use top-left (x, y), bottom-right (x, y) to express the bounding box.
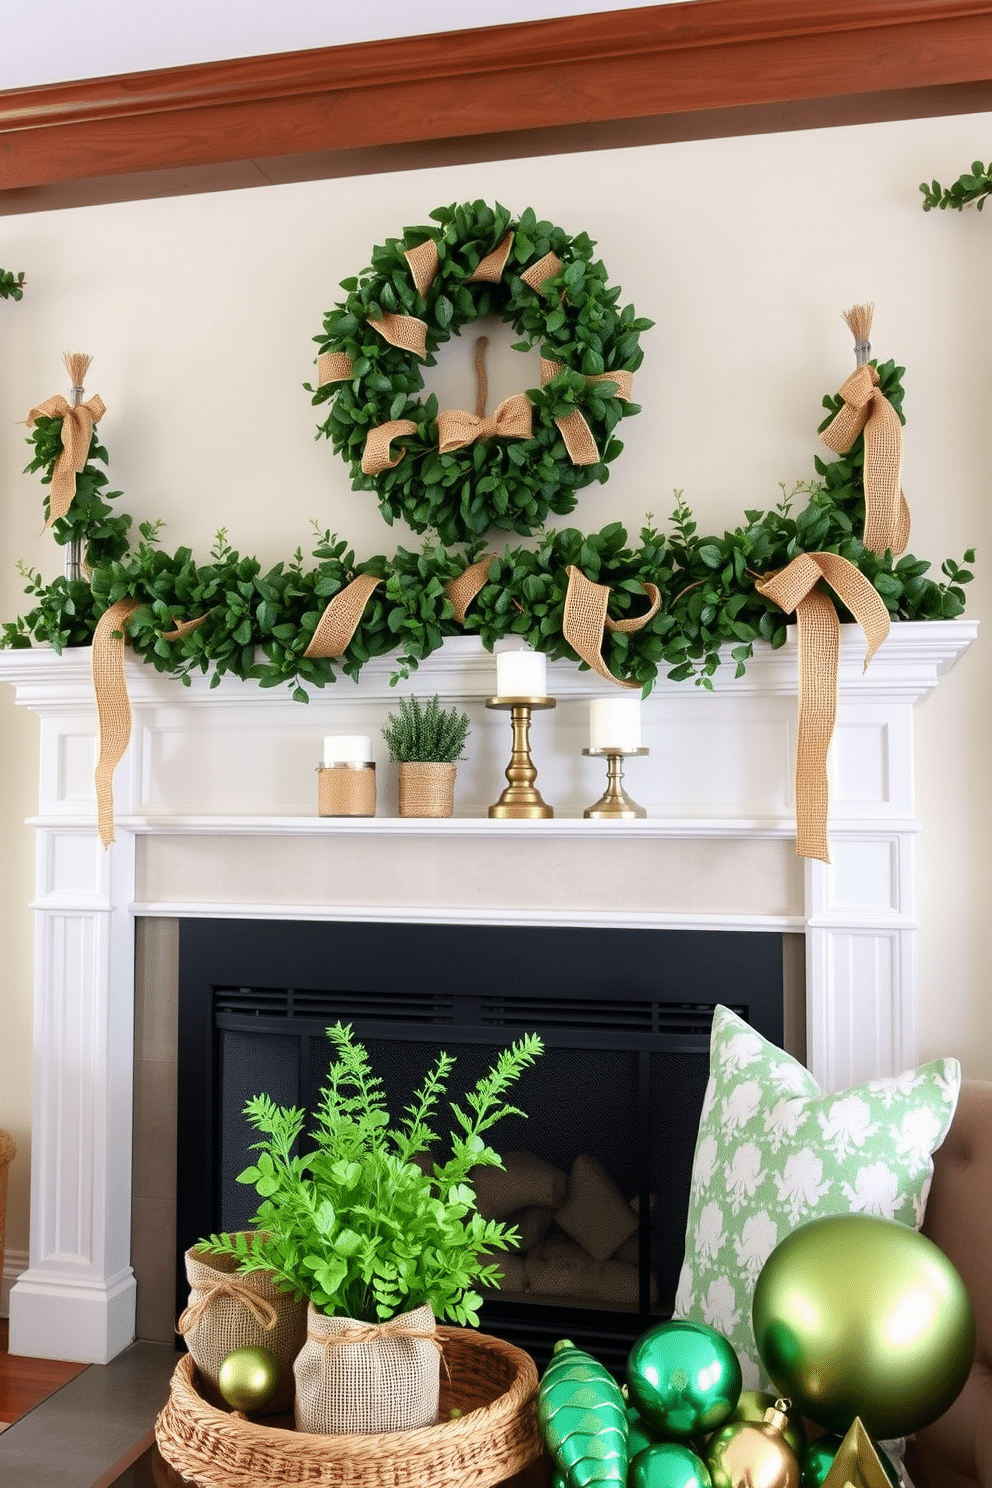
top-left (0, 623), bottom-right (975, 1362)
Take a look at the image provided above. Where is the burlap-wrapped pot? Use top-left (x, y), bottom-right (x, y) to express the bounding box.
top-left (294, 1303), bottom-right (441, 1434)
top-left (398, 762), bottom-right (457, 818)
top-left (177, 1239), bottom-right (307, 1416)
top-left (0, 1131), bottom-right (15, 1283)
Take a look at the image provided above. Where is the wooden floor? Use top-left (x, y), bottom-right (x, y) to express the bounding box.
top-left (0, 1318), bottom-right (89, 1429)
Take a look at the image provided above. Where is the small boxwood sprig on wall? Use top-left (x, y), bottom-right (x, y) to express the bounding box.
top-left (921, 160), bottom-right (992, 211)
top-left (0, 269), bottom-right (25, 301)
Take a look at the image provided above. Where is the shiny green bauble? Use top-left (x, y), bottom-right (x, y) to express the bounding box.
top-left (752, 1213), bottom-right (975, 1440)
top-left (629, 1442), bottom-right (713, 1488)
top-left (627, 1320), bottom-right (742, 1441)
top-left (799, 1436), bottom-right (899, 1488)
top-left (217, 1345), bottom-right (280, 1413)
top-left (628, 1404), bottom-right (664, 1458)
top-left (724, 1394), bottom-right (805, 1459)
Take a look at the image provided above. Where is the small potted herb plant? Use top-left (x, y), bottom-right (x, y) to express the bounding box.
top-left (381, 694), bottom-right (471, 818)
top-left (199, 1022), bottom-right (542, 1435)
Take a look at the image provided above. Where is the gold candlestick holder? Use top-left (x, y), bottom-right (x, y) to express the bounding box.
top-left (582, 746), bottom-right (649, 819)
top-left (486, 697), bottom-right (556, 819)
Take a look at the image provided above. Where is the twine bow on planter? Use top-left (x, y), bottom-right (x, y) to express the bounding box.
top-left (294, 1302), bottom-right (443, 1434)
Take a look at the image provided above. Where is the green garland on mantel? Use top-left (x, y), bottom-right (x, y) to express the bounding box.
top-left (0, 354), bottom-right (973, 701)
top-left (0, 200), bottom-right (974, 699)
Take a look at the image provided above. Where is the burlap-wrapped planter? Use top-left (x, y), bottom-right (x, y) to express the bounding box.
top-left (294, 1304), bottom-right (440, 1435)
top-left (155, 1326), bottom-right (541, 1488)
top-left (318, 763), bottom-right (376, 817)
top-left (177, 1240), bottom-right (307, 1417)
top-left (0, 1131), bottom-right (15, 1283)
top-left (398, 762), bottom-right (457, 818)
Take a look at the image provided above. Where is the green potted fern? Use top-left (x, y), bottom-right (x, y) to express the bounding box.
top-left (199, 1021), bottom-right (543, 1434)
top-left (381, 694), bottom-right (471, 818)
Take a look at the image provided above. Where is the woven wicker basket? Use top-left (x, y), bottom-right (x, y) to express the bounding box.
top-left (156, 1326), bottom-right (541, 1488)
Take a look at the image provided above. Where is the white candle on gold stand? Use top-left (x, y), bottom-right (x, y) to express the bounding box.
top-left (496, 648), bottom-right (547, 698)
top-left (589, 697), bottom-right (641, 752)
top-left (323, 735), bottom-right (373, 766)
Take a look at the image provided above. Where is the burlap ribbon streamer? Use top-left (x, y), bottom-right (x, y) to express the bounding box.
top-left (562, 565), bottom-right (662, 688)
top-left (179, 1243), bottom-right (307, 1418)
top-left (361, 419), bottom-right (418, 475)
top-left (316, 350), bottom-right (355, 385)
top-left (92, 597), bottom-right (142, 848)
top-left (26, 392), bottom-right (107, 527)
top-left (294, 1302), bottom-right (441, 1434)
top-left (820, 363), bottom-right (910, 557)
top-left (468, 230), bottom-right (515, 283)
top-left (756, 552), bottom-right (890, 862)
top-left (303, 572), bottom-right (383, 659)
top-left (540, 359), bottom-right (633, 467)
top-left (437, 394), bottom-right (533, 453)
top-left (446, 553), bottom-right (495, 623)
top-left (368, 311), bottom-right (429, 358)
top-left (520, 252), bottom-right (563, 293)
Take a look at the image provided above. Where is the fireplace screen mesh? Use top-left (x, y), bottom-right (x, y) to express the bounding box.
top-left (178, 919), bottom-right (784, 1370)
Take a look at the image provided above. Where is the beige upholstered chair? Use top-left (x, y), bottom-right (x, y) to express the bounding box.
top-left (905, 1082), bottom-right (992, 1488)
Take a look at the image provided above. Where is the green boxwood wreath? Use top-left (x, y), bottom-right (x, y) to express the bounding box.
top-left (309, 200), bottom-right (653, 546)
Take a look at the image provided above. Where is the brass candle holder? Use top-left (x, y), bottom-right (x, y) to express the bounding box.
top-left (486, 697), bottom-right (556, 819)
top-left (582, 746), bottom-right (649, 819)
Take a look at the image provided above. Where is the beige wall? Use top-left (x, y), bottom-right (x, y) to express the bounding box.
top-left (2, 111), bottom-right (990, 1264)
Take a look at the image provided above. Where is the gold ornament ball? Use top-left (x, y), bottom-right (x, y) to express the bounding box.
top-left (217, 1346), bottom-right (280, 1412)
top-left (705, 1403), bottom-right (799, 1488)
top-left (752, 1213), bottom-right (975, 1439)
top-left (724, 1394), bottom-right (805, 1459)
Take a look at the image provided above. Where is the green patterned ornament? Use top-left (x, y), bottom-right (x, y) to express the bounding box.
top-left (537, 1340), bottom-right (628, 1488)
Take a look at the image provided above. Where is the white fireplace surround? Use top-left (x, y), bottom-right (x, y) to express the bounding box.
top-left (0, 620), bottom-right (976, 1362)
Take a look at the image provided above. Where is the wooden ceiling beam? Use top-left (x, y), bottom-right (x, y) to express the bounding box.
top-left (2, 0), bottom-right (991, 214)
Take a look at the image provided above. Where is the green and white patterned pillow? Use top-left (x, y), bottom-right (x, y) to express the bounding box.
top-left (673, 1004), bottom-right (960, 1388)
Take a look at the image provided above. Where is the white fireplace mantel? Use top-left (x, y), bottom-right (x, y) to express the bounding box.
top-left (0, 620), bottom-right (976, 1362)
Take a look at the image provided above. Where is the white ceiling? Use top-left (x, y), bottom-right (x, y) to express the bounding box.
top-left (2, 0), bottom-right (671, 91)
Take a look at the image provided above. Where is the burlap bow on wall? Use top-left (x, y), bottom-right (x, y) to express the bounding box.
top-left (820, 362), bottom-right (910, 557)
top-left (26, 389), bottom-right (107, 528)
top-left (756, 552), bottom-right (890, 863)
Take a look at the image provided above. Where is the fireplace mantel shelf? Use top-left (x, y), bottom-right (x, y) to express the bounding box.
top-left (0, 619), bottom-right (978, 1365)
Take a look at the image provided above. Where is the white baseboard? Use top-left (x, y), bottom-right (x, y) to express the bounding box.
top-left (2, 1250), bottom-right (28, 1319)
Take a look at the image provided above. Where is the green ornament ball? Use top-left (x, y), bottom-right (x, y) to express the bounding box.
top-left (217, 1345), bottom-right (280, 1413)
top-left (627, 1320), bottom-right (742, 1441)
top-left (723, 1394), bottom-right (805, 1458)
top-left (752, 1213), bottom-right (975, 1439)
top-left (629, 1442), bottom-right (713, 1488)
top-left (628, 1404), bottom-right (664, 1458)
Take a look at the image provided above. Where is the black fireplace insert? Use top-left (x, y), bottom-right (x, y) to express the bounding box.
top-left (175, 918), bottom-right (785, 1374)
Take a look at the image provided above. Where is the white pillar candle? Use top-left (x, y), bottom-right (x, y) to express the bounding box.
top-left (496, 648), bottom-right (547, 698)
top-left (323, 735), bottom-right (373, 766)
top-left (589, 697), bottom-right (641, 751)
